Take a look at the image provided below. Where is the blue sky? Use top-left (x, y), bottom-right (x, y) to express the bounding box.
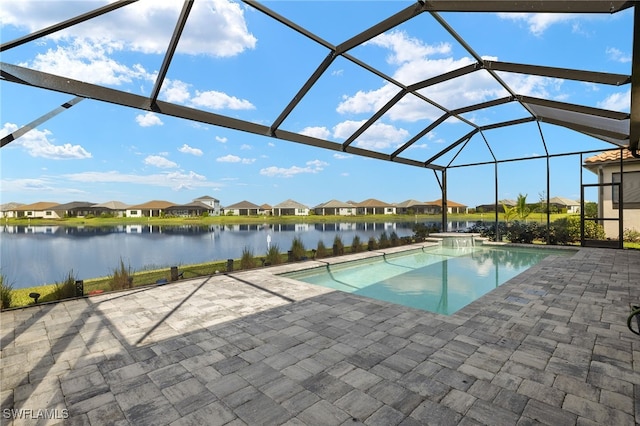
top-left (0, 1), bottom-right (633, 209)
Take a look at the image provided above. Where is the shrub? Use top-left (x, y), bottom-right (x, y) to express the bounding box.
top-left (265, 244), bottom-right (282, 266)
top-left (623, 228), bottom-right (640, 243)
top-left (316, 240), bottom-right (327, 259)
top-left (367, 236), bottom-right (378, 251)
top-left (468, 222), bottom-right (509, 242)
top-left (584, 219), bottom-right (606, 240)
top-left (333, 235), bottom-right (344, 255)
top-left (378, 231), bottom-right (390, 248)
top-left (0, 274), bottom-right (13, 310)
top-left (504, 221), bottom-right (542, 244)
top-left (389, 231), bottom-right (399, 247)
top-left (412, 223), bottom-right (431, 241)
top-left (290, 236), bottom-right (306, 261)
top-left (351, 235), bottom-right (362, 253)
top-left (549, 216), bottom-right (605, 245)
top-left (110, 258), bottom-right (133, 291)
top-left (55, 270), bottom-right (77, 300)
top-left (240, 246), bottom-right (256, 269)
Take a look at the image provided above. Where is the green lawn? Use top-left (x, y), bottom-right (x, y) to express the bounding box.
top-left (3, 212), bottom-right (570, 227)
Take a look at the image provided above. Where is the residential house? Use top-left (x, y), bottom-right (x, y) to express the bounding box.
top-left (583, 149), bottom-right (640, 238)
top-left (273, 199), bottom-right (309, 216)
top-left (165, 201), bottom-right (216, 217)
top-left (259, 204), bottom-right (272, 216)
top-left (395, 199), bottom-right (436, 215)
top-left (548, 196), bottom-right (580, 214)
top-left (0, 202), bottom-right (24, 218)
top-left (313, 200), bottom-right (356, 216)
top-left (223, 200), bottom-right (262, 216)
top-left (193, 195), bottom-right (221, 216)
top-left (53, 201), bottom-right (96, 217)
top-left (428, 199), bottom-right (468, 214)
top-left (126, 200), bottom-right (175, 217)
top-left (89, 201), bottom-right (129, 217)
top-left (354, 198), bottom-right (396, 215)
top-left (12, 202), bottom-right (61, 219)
top-left (475, 199), bottom-right (517, 213)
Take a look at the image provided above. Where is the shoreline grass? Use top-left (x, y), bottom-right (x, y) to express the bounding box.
top-left (1, 212), bottom-right (570, 227)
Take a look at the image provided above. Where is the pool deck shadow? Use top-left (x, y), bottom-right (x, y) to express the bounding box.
top-left (1, 244), bottom-right (639, 425)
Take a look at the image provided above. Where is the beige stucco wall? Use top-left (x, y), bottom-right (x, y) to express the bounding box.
top-left (597, 161), bottom-right (640, 238)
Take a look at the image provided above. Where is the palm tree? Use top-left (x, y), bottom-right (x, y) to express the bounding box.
top-left (516, 193), bottom-right (531, 222)
top-left (503, 203), bottom-right (516, 225)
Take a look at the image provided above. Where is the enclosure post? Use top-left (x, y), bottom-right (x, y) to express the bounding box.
top-left (619, 147), bottom-right (624, 247)
top-left (494, 162), bottom-right (499, 241)
top-left (441, 169), bottom-right (447, 232)
top-left (546, 155), bottom-right (550, 244)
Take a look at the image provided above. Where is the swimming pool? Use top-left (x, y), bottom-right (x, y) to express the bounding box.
top-left (281, 245), bottom-right (574, 315)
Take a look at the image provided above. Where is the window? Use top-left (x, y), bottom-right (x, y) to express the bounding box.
top-left (45, 211), bottom-right (52, 216)
top-left (612, 171), bottom-right (640, 209)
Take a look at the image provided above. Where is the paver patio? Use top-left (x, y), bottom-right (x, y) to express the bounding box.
top-left (1, 244), bottom-right (639, 425)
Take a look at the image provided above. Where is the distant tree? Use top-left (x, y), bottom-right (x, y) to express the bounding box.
top-left (584, 202), bottom-right (598, 218)
top-left (537, 191), bottom-right (548, 215)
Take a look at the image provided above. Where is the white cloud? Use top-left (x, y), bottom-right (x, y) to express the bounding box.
top-left (216, 136), bottom-right (228, 143)
top-left (63, 170), bottom-right (220, 191)
top-left (597, 89), bottom-right (630, 111)
top-left (144, 155), bottom-right (178, 168)
top-left (216, 154), bottom-right (255, 164)
top-left (365, 31), bottom-right (451, 64)
top-left (1, 123), bottom-right (92, 160)
top-left (2, 0), bottom-right (256, 57)
top-left (333, 153), bottom-right (353, 160)
top-left (158, 80), bottom-right (255, 111)
top-left (333, 121), bottom-right (409, 150)
top-left (240, 144), bottom-right (252, 150)
top-left (191, 90), bottom-right (255, 110)
top-left (21, 38), bottom-right (153, 86)
top-left (161, 79), bottom-right (192, 104)
top-left (259, 160), bottom-right (328, 178)
top-left (606, 47), bottom-right (631, 63)
top-left (178, 144), bottom-right (203, 156)
top-left (300, 126), bottom-right (331, 139)
top-left (337, 31), bottom-right (508, 120)
top-left (337, 30), bottom-right (569, 123)
top-left (136, 112), bottom-right (163, 127)
top-left (497, 13), bottom-right (579, 36)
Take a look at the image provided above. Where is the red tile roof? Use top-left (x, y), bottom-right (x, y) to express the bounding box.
top-left (584, 149), bottom-right (637, 164)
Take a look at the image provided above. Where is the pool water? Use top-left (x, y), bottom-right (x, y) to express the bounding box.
top-left (282, 246), bottom-right (573, 315)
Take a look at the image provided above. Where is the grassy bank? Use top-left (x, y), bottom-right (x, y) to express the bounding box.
top-left (3, 212), bottom-right (569, 227)
top-left (1, 237), bottom-right (378, 310)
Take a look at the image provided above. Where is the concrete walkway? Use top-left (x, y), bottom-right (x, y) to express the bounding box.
top-left (1, 244), bottom-right (639, 425)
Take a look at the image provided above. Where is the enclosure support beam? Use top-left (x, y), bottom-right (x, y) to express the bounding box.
top-left (0, 96), bottom-right (83, 147)
top-left (629, 4), bottom-right (640, 157)
top-left (494, 162), bottom-right (500, 241)
top-left (441, 169), bottom-right (447, 232)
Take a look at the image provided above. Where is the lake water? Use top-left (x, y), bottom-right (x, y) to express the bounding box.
top-left (0, 220), bottom-right (476, 289)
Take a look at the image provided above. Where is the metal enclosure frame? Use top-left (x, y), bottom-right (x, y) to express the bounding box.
top-left (1, 1), bottom-right (639, 240)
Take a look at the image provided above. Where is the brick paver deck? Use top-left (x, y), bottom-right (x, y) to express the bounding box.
top-left (1, 244), bottom-right (639, 425)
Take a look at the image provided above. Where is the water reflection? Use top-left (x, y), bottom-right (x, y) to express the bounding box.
top-left (0, 221), bottom-right (469, 288)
